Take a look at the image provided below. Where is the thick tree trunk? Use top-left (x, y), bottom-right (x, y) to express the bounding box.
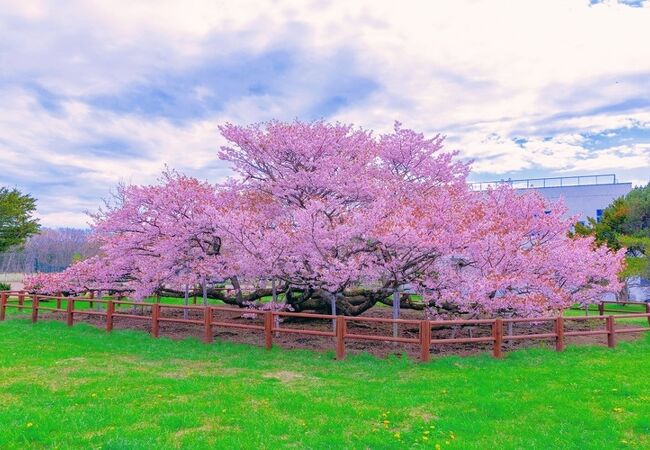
top-left (158, 285), bottom-right (280, 308)
top-left (158, 281), bottom-right (426, 316)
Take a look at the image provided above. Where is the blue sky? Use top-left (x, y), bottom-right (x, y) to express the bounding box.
top-left (1, 0), bottom-right (649, 227)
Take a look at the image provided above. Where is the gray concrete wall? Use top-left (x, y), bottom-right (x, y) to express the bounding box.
top-left (517, 183), bottom-right (632, 222)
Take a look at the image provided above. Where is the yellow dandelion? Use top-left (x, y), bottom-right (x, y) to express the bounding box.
top-left (394, 433), bottom-right (401, 439)
top-left (383, 420), bottom-right (390, 424)
top-left (91, 393), bottom-right (97, 397)
top-left (27, 422), bottom-right (33, 428)
top-left (446, 440), bottom-right (451, 445)
top-left (613, 407), bottom-right (624, 413)
top-left (423, 436), bottom-right (429, 441)
top-left (435, 444), bottom-right (441, 450)
top-left (372, 428), bottom-right (378, 433)
top-left (423, 430), bottom-right (430, 435)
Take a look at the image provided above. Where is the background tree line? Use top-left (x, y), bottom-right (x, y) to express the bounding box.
top-left (0, 187), bottom-right (40, 253)
top-left (0, 227), bottom-right (98, 273)
top-left (1, 186), bottom-right (96, 275)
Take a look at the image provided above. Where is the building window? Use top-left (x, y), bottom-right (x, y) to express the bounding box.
top-left (596, 209), bottom-right (604, 222)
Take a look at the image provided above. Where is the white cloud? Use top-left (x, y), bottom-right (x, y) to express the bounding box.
top-left (1, 0), bottom-right (649, 226)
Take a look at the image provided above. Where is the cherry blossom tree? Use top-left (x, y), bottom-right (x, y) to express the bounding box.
top-left (214, 121), bottom-right (474, 316)
top-left (25, 120), bottom-right (625, 319)
top-left (420, 187), bottom-right (626, 318)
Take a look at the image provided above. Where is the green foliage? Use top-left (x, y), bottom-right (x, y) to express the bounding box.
top-left (621, 182), bottom-right (650, 237)
top-left (0, 282), bottom-right (10, 291)
top-left (621, 256), bottom-right (650, 279)
top-left (575, 182), bottom-right (650, 277)
top-left (573, 197), bottom-right (628, 249)
top-left (619, 236), bottom-right (650, 278)
top-left (619, 235), bottom-right (650, 256)
top-left (0, 187), bottom-right (40, 253)
top-left (0, 320), bottom-right (649, 449)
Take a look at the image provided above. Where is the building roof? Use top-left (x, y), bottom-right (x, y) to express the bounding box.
top-left (469, 174), bottom-right (622, 191)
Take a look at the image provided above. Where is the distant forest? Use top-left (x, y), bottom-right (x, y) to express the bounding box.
top-left (0, 228), bottom-right (98, 273)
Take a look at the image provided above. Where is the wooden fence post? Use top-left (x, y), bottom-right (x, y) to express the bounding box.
top-left (555, 317), bottom-right (564, 352)
top-left (0, 293), bottom-right (7, 321)
top-left (66, 298), bottom-right (75, 326)
top-left (264, 311), bottom-right (273, 350)
top-left (18, 291), bottom-right (25, 312)
top-left (203, 306), bottom-right (213, 343)
top-left (151, 303), bottom-right (160, 338)
top-left (492, 319), bottom-right (503, 358)
top-left (335, 316), bottom-right (346, 360)
top-left (598, 302), bottom-right (604, 316)
top-left (31, 295), bottom-right (39, 323)
top-left (606, 315), bottom-right (616, 348)
top-left (106, 300), bottom-right (114, 332)
top-left (646, 303), bottom-right (650, 326)
top-left (56, 295), bottom-right (62, 310)
top-left (419, 320), bottom-right (431, 362)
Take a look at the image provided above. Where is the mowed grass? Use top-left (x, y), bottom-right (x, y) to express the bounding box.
top-left (565, 303), bottom-right (649, 326)
top-left (0, 321), bottom-right (649, 449)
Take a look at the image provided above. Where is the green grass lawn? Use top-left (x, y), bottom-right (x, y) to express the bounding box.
top-left (565, 303), bottom-right (649, 326)
top-left (0, 320), bottom-right (649, 449)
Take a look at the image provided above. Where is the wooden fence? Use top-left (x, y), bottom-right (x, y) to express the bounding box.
top-left (1, 291), bottom-right (649, 362)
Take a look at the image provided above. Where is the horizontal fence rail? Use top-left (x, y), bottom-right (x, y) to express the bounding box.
top-left (469, 174), bottom-right (619, 191)
top-left (1, 291), bottom-right (649, 361)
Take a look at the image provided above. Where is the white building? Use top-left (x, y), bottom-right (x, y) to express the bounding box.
top-left (470, 174), bottom-right (632, 223)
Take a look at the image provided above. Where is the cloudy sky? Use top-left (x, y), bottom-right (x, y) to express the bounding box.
top-left (1, 0), bottom-right (649, 227)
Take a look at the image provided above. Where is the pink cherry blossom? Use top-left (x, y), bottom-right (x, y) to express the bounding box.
top-left (27, 121), bottom-right (624, 318)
